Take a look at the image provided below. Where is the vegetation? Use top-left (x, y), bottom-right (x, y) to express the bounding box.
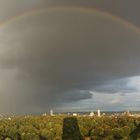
top-left (0, 115), bottom-right (140, 140)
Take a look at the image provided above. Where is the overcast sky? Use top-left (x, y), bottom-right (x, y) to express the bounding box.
top-left (0, 0), bottom-right (140, 114)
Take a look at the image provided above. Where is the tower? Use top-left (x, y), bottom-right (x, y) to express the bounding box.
top-left (97, 109), bottom-right (101, 117)
top-left (50, 109), bottom-right (54, 116)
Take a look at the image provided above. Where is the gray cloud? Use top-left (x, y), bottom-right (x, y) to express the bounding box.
top-left (1, 0), bottom-right (140, 28)
top-left (0, 8), bottom-right (140, 113)
top-left (94, 77), bottom-right (139, 93)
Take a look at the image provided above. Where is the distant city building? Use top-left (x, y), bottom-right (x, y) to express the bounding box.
top-left (42, 113), bottom-right (47, 116)
top-left (127, 110), bottom-right (131, 116)
top-left (73, 113), bottom-right (78, 116)
top-left (50, 109), bottom-right (54, 116)
top-left (8, 117), bottom-right (11, 120)
top-left (97, 109), bottom-right (101, 117)
top-left (122, 110), bottom-right (132, 116)
top-left (89, 112), bottom-right (94, 117)
top-left (102, 113), bottom-right (106, 116)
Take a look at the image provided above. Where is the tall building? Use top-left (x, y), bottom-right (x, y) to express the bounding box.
top-left (97, 109), bottom-right (101, 117)
top-left (50, 109), bottom-right (54, 116)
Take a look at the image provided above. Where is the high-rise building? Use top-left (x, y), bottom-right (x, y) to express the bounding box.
top-left (50, 109), bottom-right (54, 116)
top-left (97, 109), bottom-right (101, 117)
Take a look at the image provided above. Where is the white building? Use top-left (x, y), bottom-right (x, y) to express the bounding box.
top-left (50, 109), bottom-right (54, 116)
top-left (42, 113), bottom-right (47, 116)
top-left (97, 109), bottom-right (101, 117)
top-left (89, 112), bottom-right (94, 117)
top-left (73, 113), bottom-right (78, 116)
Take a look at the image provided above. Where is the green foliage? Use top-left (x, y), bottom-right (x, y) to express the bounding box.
top-left (62, 117), bottom-right (83, 140)
top-left (0, 115), bottom-right (139, 140)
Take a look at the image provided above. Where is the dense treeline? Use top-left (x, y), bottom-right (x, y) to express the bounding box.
top-left (0, 115), bottom-right (140, 140)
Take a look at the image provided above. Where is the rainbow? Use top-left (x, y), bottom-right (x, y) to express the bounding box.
top-left (0, 6), bottom-right (139, 34)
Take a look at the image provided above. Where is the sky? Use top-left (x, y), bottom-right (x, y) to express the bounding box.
top-left (0, 0), bottom-right (140, 114)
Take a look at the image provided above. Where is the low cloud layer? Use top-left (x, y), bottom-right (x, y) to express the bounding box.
top-left (94, 77), bottom-right (139, 94)
top-left (0, 8), bottom-right (140, 113)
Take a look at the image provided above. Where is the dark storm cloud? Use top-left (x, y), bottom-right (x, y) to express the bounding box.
top-left (0, 8), bottom-right (140, 113)
top-left (1, 0), bottom-right (140, 28)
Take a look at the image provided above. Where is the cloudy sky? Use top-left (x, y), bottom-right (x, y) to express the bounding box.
top-left (0, 0), bottom-right (140, 114)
